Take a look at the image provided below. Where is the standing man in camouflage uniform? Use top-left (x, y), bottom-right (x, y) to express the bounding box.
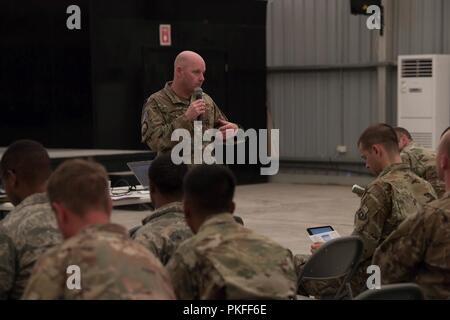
top-left (0, 140), bottom-right (62, 299)
top-left (166, 164), bottom-right (297, 299)
top-left (141, 50), bottom-right (238, 153)
top-left (132, 153), bottom-right (192, 265)
top-left (373, 130), bottom-right (450, 299)
top-left (395, 127), bottom-right (445, 198)
top-left (298, 124), bottom-right (437, 297)
top-left (22, 159), bottom-right (175, 300)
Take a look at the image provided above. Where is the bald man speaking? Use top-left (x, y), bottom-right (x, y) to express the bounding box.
top-left (141, 50), bottom-right (238, 154)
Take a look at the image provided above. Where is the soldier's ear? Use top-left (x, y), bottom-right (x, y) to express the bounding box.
top-left (6, 169), bottom-right (17, 187)
top-left (52, 202), bottom-right (63, 215)
top-left (183, 199), bottom-right (191, 219)
top-left (106, 197), bottom-right (113, 218)
top-left (183, 200), bottom-right (196, 232)
top-left (175, 65), bottom-right (183, 77)
top-left (372, 144), bottom-right (382, 157)
top-left (149, 182), bottom-right (156, 194)
top-left (52, 202), bottom-right (68, 226)
top-left (401, 135), bottom-right (408, 147)
top-left (371, 144), bottom-right (378, 155)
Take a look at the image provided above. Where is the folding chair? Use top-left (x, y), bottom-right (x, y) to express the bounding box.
top-left (355, 283), bottom-right (424, 300)
top-left (297, 236), bottom-right (363, 299)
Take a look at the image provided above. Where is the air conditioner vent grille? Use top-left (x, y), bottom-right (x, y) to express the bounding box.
top-left (411, 132), bottom-right (433, 149)
top-left (402, 59), bottom-right (433, 78)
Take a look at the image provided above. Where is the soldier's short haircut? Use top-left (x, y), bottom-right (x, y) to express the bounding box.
top-left (183, 164), bottom-right (236, 215)
top-left (148, 153), bottom-right (187, 196)
top-left (358, 123), bottom-right (399, 153)
top-left (0, 139), bottom-right (51, 186)
top-left (47, 159), bottom-right (109, 215)
top-left (394, 127), bottom-right (412, 140)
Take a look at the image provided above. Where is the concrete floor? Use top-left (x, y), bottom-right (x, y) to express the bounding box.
top-left (112, 183), bottom-right (360, 255)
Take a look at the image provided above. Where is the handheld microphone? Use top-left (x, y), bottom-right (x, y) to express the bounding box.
top-left (194, 87), bottom-right (203, 100)
top-left (193, 87), bottom-right (204, 121)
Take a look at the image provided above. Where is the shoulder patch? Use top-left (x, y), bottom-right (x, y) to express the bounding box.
top-left (142, 111), bottom-right (148, 123)
top-left (141, 121), bottom-right (148, 135)
top-left (356, 205), bottom-right (369, 221)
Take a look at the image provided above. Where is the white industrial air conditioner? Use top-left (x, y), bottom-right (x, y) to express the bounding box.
top-left (398, 54), bottom-right (450, 150)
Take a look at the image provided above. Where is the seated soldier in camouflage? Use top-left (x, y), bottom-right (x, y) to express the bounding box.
top-left (166, 164), bottom-right (297, 299)
top-left (0, 140), bottom-right (62, 299)
top-left (141, 50), bottom-right (238, 153)
top-left (395, 127), bottom-right (445, 198)
top-left (22, 159), bottom-right (175, 300)
top-left (373, 129), bottom-right (450, 300)
top-left (131, 154), bottom-right (244, 264)
top-left (297, 123), bottom-right (437, 297)
top-left (131, 153), bottom-right (193, 265)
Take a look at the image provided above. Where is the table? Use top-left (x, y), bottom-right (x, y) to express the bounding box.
top-left (0, 187), bottom-right (151, 216)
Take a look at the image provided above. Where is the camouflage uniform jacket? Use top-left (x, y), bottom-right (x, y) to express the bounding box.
top-left (0, 192), bottom-right (62, 300)
top-left (141, 81), bottom-right (228, 153)
top-left (351, 163), bottom-right (437, 292)
top-left (132, 201), bottom-right (193, 265)
top-left (22, 223), bottom-right (175, 300)
top-left (373, 192), bottom-right (450, 299)
top-left (166, 213), bottom-right (297, 300)
top-left (401, 141), bottom-right (445, 198)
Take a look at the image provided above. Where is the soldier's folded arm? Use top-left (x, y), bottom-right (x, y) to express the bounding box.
top-left (352, 184), bottom-right (390, 261)
top-left (372, 209), bottom-right (429, 284)
top-left (0, 231), bottom-right (16, 299)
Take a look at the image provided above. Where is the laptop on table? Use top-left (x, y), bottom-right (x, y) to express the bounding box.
top-left (126, 160), bottom-right (152, 189)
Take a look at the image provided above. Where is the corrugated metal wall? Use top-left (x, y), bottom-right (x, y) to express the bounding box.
top-left (268, 0), bottom-right (377, 65)
top-left (268, 0), bottom-right (450, 162)
top-left (268, 70), bottom-right (377, 160)
top-left (394, 0), bottom-right (445, 56)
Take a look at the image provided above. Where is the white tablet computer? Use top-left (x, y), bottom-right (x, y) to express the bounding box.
top-left (307, 225), bottom-right (340, 243)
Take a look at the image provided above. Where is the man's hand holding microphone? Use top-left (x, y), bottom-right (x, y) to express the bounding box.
top-left (184, 87), bottom-right (206, 121)
top-left (184, 87), bottom-right (238, 141)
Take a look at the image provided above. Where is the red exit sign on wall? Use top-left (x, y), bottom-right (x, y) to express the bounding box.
top-left (159, 24), bottom-right (172, 46)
